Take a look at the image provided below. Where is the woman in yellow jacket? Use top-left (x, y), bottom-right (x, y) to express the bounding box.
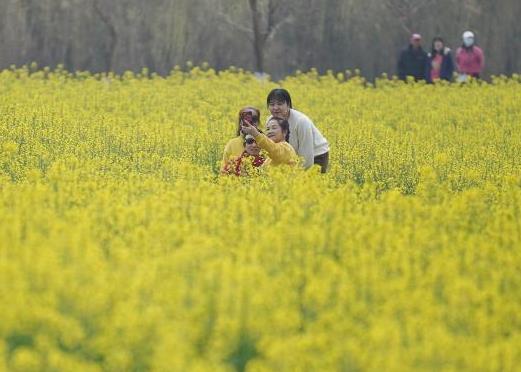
top-left (240, 117), bottom-right (298, 167)
top-left (221, 107), bottom-right (261, 172)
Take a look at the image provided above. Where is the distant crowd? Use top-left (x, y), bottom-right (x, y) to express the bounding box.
top-left (398, 30), bottom-right (484, 83)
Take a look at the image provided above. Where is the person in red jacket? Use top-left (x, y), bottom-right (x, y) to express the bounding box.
top-left (456, 31), bottom-right (485, 81)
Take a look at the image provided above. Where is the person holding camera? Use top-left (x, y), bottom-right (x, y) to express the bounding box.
top-left (221, 106), bottom-right (261, 172)
top-left (240, 117), bottom-right (298, 167)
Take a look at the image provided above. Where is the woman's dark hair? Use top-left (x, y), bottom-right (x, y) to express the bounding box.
top-left (431, 37), bottom-right (445, 55)
top-left (267, 117), bottom-right (290, 142)
top-left (236, 106), bottom-right (260, 136)
top-left (266, 88), bottom-right (292, 109)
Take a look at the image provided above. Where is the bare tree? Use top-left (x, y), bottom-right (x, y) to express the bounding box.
top-left (382, 0), bottom-right (435, 34)
top-left (92, 0), bottom-right (118, 72)
top-left (0, 0), bottom-right (520, 79)
top-left (218, 0), bottom-right (293, 73)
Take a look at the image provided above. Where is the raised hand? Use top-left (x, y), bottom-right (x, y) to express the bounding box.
top-left (241, 121), bottom-right (259, 137)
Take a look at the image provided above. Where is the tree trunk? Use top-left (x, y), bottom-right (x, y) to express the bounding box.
top-left (93, 0), bottom-right (117, 72)
top-left (249, 0), bottom-right (265, 73)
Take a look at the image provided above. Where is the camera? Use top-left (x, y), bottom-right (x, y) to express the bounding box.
top-left (241, 111), bottom-right (254, 125)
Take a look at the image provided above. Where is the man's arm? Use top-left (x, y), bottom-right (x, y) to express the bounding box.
top-left (297, 119), bottom-right (315, 169)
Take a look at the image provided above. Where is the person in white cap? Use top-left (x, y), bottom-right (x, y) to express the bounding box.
top-left (456, 31), bottom-right (485, 81)
top-left (397, 33), bottom-right (428, 81)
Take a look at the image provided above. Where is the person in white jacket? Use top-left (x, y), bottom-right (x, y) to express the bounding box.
top-left (266, 88), bottom-right (330, 173)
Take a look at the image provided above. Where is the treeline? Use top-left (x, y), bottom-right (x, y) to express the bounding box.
top-left (0, 0), bottom-right (520, 79)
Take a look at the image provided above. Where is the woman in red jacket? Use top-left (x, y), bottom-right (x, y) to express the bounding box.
top-left (456, 31), bottom-right (485, 81)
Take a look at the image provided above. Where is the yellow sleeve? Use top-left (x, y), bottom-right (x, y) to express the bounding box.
top-left (255, 134), bottom-right (296, 165)
top-left (222, 143), bottom-right (231, 161)
top-left (221, 147), bottom-right (229, 169)
top-left (221, 141), bottom-right (235, 171)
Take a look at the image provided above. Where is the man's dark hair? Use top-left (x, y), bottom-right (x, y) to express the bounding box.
top-left (266, 88), bottom-right (292, 108)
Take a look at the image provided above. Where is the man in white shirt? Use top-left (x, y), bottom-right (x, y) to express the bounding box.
top-left (266, 88), bottom-right (330, 173)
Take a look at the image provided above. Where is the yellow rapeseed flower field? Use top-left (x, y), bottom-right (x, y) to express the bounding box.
top-left (1, 66), bottom-right (521, 371)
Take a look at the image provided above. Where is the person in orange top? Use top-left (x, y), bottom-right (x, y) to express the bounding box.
top-left (240, 117), bottom-right (298, 167)
top-left (221, 107), bottom-right (261, 172)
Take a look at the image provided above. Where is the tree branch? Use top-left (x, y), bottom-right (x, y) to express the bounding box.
top-left (266, 15), bottom-right (293, 42)
top-left (463, 0), bottom-right (482, 15)
top-left (409, 0), bottom-right (433, 15)
top-left (267, 0), bottom-right (278, 35)
top-left (92, 0), bottom-right (118, 71)
top-left (216, 10), bottom-right (254, 39)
